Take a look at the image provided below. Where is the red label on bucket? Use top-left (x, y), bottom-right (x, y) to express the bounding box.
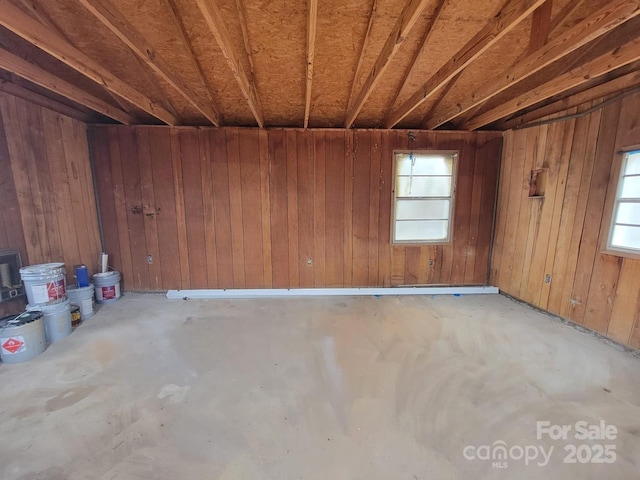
top-left (102, 285), bottom-right (116, 300)
top-left (2, 337), bottom-right (24, 354)
top-left (47, 279), bottom-right (66, 300)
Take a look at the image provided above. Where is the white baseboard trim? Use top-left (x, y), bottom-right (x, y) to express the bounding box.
top-left (166, 286), bottom-right (499, 300)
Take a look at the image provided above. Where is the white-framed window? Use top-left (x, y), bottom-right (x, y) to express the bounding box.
top-left (392, 151), bottom-right (457, 244)
top-left (607, 150), bottom-right (640, 256)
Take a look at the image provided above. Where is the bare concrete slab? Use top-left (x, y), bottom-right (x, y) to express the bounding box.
top-left (0, 293), bottom-right (639, 479)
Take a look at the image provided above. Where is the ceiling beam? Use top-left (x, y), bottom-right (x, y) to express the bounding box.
top-left (0, 0), bottom-right (176, 125)
top-left (383, 0), bottom-right (546, 129)
top-left (462, 27), bottom-right (640, 130)
top-left (235, 0), bottom-right (256, 81)
top-left (528, 0), bottom-right (552, 51)
top-left (419, 71), bottom-right (461, 129)
top-left (0, 47), bottom-right (134, 124)
top-left (304, 0), bottom-right (318, 128)
top-left (499, 67), bottom-right (640, 130)
top-left (385, 0), bottom-right (447, 117)
top-left (344, 0), bottom-right (432, 128)
top-left (77, 0), bottom-right (221, 126)
top-left (346, 0), bottom-right (378, 114)
top-left (0, 78), bottom-right (93, 122)
top-left (548, 0), bottom-right (586, 33)
top-left (425, 0), bottom-right (640, 129)
top-left (163, 0), bottom-right (223, 122)
top-left (195, 0), bottom-right (264, 127)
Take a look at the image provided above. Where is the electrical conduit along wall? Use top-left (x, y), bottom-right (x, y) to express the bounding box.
top-left (492, 91), bottom-right (640, 350)
top-left (89, 127), bottom-right (502, 292)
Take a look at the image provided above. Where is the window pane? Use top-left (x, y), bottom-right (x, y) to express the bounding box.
top-left (395, 199), bottom-right (450, 220)
top-left (625, 152), bottom-right (640, 175)
top-left (611, 224), bottom-right (640, 250)
top-left (396, 176), bottom-right (452, 197)
top-left (615, 202), bottom-right (640, 226)
top-left (396, 155), bottom-right (453, 176)
top-left (621, 175), bottom-right (640, 198)
top-left (395, 220), bottom-right (448, 241)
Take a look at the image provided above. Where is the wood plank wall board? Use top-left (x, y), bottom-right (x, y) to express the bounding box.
top-left (312, 131), bottom-right (326, 287)
top-left (89, 127), bottom-right (502, 291)
top-left (492, 91), bottom-right (640, 349)
top-left (0, 93), bottom-right (101, 317)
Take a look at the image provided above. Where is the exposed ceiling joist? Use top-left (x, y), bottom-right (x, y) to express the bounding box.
top-left (0, 0), bottom-right (176, 125)
top-left (499, 67), bottom-right (640, 130)
top-left (195, 0), bottom-right (264, 127)
top-left (344, 0), bottom-right (432, 128)
top-left (304, 0), bottom-right (318, 129)
top-left (163, 0), bottom-right (223, 122)
top-left (383, 0), bottom-right (547, 129)
top-left (235, 0), bottom-right (256, 81)
top-left (19, 0), bottom-right (138, 115)
top-left (346, 0), bottom-right (378, 114)
top-left (385, 0), bottom-right (448, 117)
top-left (0, 47), bottom-right (134, 124)
top-left (548, 0), bottom-right (586, 33)
top-left (0, 78), bottom-right (93, 122)
top-left (77, 0), bottom-right (222, 126)
top-left (419, 71), bottom-right (461, 129)
top-left (463, 27), bottom-right (640, 130)
top-left (426, 0), bottom-right (640, 129)
top-left (528, 0), bottom-right (552, 51)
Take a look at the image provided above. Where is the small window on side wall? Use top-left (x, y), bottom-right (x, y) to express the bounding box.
top-left (607, 150), bottom-right (640, 256)
top-left (392, 151), bottom-right (457, 244)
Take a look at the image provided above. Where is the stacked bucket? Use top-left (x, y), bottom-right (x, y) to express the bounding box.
top-left (0, 262), bottom-right (98, 364)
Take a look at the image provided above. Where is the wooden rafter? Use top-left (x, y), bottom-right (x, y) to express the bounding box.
top-left (235, 0), bottom-right (256, 80)
top-left (304, 0), bottom-right (318, 128)
top-left (344, 0), bottom-right (432, 128)
top-left (462, 27), bottom-right (640, 130)
top-left (195, 0), bottom-right (264, 127)
top-left (346, 0), bottom-right (378, 113)
top-left (385, 0), bottom-right (447, 117)
top-left (163, 0), bottom-right (223, 122)
top-left (0, 78), bottom-right (93, 122)
top-left (528, 0), bottom-right (552, 52)
top-left (0, 0), bottom-right (176, 125)
top-left (425, 0), bottom-right (640, 129)
top-left (0, 47), bottom-right (134, 124)
top-left (383, 0), bottom-right (547, 129)
top-left (419, 71), bottom-right (461, 129)
top-left (548, 0), bottom-right (586, 33)
top-left (77, 0), bottom-right (221, 126)
top-left (499, 67), bottom-right (640, 130)
top-left (19, 0), bottom-right (137, 115)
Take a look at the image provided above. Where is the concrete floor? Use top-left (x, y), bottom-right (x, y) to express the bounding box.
top-left (0, 293), bottom-right (639, 479)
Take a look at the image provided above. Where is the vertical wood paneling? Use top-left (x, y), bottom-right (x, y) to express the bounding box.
top-left (297, 132), bottom-right (315, 288)
top-left (0, 92), bottom-right (101, 302)
top-left (492, 91), bottom-right (640, 349)
top-left (148, 129), bottom-right (181, 289)
top-left (226, 129), bottom-right (246, 288)
top-left (210, 128), bottom-right (233, 289)
top-left (269, 130), bottom-right (289, 288)
top-left (90, 126), bottom-right (501, 293)
top-left (240, 129), bottom-right (264, 288)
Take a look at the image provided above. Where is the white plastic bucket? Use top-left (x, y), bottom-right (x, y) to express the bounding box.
top-left (27, 299), bottom-right (72, 344)
top-left (0, 312), bottom-right (46, 364)
top-left (93, 271), bottom-right (121, 304)
top-left (19, 262), bottom-right (66, 306)
top-left (67, 284), bottom-right (95, 320)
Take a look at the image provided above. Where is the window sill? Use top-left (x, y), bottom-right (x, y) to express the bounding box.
top-left (601, 248), bottom-right (640, 261)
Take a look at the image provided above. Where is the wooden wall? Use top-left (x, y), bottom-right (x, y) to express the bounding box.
top-left (492, 92), bottom-right (640, 350)
top-left (0, 93), bottom-right (102, 315)
top-left (89, 127), bottom-right (502, 291)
